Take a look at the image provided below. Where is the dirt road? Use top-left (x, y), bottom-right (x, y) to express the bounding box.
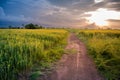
top-left (40, 33), bottom-right (103, 80)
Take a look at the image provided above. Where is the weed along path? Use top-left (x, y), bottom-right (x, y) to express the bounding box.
top-left (41, 33), bottom-right (103, 80)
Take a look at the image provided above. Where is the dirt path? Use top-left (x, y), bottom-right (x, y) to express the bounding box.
top-left (40, 33), bottom-right (104, 80)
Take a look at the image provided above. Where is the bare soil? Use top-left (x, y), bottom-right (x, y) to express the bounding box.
top-left (40, 33), bottom-right (104, 80)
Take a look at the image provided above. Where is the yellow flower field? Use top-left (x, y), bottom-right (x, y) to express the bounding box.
top-left (0, 29), bottom-right (68, 80)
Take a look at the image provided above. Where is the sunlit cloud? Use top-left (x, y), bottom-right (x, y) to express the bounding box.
top-left (94, 0), bottom-right (104, 3)
top-left (85, 8), bottom-right (120, 27)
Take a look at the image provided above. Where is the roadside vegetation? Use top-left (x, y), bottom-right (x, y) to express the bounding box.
top-left (0, 29), bottom-right (68, 80)
top-left (76, 30), bottom-right (120, 80)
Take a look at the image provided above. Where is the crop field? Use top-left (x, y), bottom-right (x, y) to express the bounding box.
top-left (76, 30), bottom-right (120, 80)
top-left (0, 29), bottom-right (120, 80)
top-left (0, 29), bottom-right (68, 80)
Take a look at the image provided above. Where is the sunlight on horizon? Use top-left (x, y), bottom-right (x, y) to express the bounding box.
top-left (85, 8), bottom-right (120, 27)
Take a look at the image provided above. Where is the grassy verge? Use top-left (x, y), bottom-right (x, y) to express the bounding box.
top-left (76, 30), bottom-right (120, 80)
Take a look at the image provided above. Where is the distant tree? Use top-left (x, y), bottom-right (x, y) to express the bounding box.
top-left (39, 25), bottom-right (43, 29)
top-left (35, 24), bottom-right (38, 27)
top-left (8, 25), bottom-right (12, 29)
top-left (35, 24), bottom-right (41, 29)
top-left (24, 23), bottom-right (43, 29)
top-left (17, 27), bottom-right (20, 29)
top-left (24, 23), bottom-right (36, 29)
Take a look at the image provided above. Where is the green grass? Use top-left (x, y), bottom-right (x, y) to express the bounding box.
top-left (0, 29), bottom-right (68, 80)
top-left (76, 30), bottom-right (120, 80)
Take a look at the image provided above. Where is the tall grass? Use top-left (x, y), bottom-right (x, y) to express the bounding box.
top-left (0, 29), bottom-right (68, 80)
top-left (77, 30), bottom-right (120, 80)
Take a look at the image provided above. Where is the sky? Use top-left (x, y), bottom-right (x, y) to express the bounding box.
top-left (0, 0), bottom-right (120, 28)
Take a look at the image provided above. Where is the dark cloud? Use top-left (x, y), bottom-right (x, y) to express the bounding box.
top-left (0, 20), bottom-right (27, 27)
top-left (93, 2), bottom-right (106, 8)
top-left (105, 2), bottom-right (120, 11)
top-left (108, 0), bottom-right (120, 2)
top-left (47, 0), bottom-right (120, 15)
top-left (93, 0), bottom-right (120, 11)
top-left (107, 19), bottom-right (120, 29)
top-left (47, 0), bottom-right (94, 11)
top-left (47, 0), bottom-right (80, 6)
top-left (0, 0), bottom-right (120, 28)
top-left (0, 0), bottom-right (8, 7)
top-left (107, 19), bottom-right (120, 22)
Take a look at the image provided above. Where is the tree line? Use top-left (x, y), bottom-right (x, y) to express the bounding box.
top-left (7, 23), bottom-right (44, 29)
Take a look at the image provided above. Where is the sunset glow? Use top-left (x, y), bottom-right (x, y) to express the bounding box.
top-left (85, 8), bottom-right (120, 27)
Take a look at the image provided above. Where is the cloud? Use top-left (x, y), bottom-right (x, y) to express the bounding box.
top-left (0, 6), bottom-right (33, 22)
top-left (94, 0), bottom-right (104, 3)
top-left (108, 19), bottom-right (120, 22)
top-left (93, 0), bottom-right (120, 11)
top-left (0, 7), bottom-right (5, 17)
top-left (0, 0), bottom-right (120, 28)
top-left (107, 19), bottom-right (120, 29)
top-left (0, 0), bottom-right (89, 27)
top-left (47, 0), bottom-right (95, 12)
top-left (1, 15), bottom-right (33, 22)
top-left (105, 2), bottom-right (120, 11)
